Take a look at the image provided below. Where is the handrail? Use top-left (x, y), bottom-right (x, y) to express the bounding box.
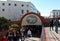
top-left (41, 27), bottom-right (45, 41)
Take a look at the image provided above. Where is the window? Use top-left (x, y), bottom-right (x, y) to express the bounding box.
top-left (27, 10), bottom-right (29, 12)
top-left (56, 12), bottom-right (58, 18)
top-left (22, 10), bottom-right (24, 14)
top-left (14, 4), bottom-right (17, 6)
top-left (2, 3), bottom-right (5, 5)
top-left (53, 12), bottom-right (55, 17)
top-left (2, 9), bottom-right (5, 11)
top-left (9, 3), bottom-right (11, 6)
top-left (27, 5), bottom-right (29, 7)
top-left (21, 4), bottom-right (24, 7)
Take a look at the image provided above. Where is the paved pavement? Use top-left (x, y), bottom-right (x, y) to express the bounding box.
top-left (44, 27), bottom-right (60, 41)
top-left (49, 27), bottom-right (60, 34)
top-left (53, 27), bottom-right (60, 34)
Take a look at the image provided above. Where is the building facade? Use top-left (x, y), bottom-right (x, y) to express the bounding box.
top-left (0, 1), bottom-right (39, 21)
top-left (50, 10), bottom-right (60, 18)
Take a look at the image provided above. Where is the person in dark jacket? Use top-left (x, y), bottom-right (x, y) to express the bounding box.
top-left (6, 32), bottom-right (14, 41)
top-left (50, 19), bottom-right (54, 31)
top-left (54, 18), bottom-right (59, 34)
top-left (16, 30), bottom-right (21, 41)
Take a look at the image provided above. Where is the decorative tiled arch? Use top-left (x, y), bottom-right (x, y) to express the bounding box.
top-left (20, 12), bottom-right (43, 28)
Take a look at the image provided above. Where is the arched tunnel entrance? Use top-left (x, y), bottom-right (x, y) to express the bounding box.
top-left (20, 12), bottom-right (42, 38)
top-left (23, 25), bottom-right (42, 37)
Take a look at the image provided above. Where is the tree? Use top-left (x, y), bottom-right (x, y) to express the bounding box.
top-left (0, 17), bottom-right (9, 31)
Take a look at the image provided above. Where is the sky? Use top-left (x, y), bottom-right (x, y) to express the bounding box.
top-left (0, 0), bottom-right (60, 16)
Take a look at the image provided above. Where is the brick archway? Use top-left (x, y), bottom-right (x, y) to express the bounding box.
top-left (20, 12), bottom-right (43, 28)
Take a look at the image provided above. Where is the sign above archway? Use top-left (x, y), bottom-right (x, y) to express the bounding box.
top-left (26, 15), bottom-right (37, 24)
top-left (20, 12), bottom-right (42, 27)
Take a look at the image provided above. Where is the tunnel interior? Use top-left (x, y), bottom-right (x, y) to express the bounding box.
top-left (23, 25), bottom-right (42, 38)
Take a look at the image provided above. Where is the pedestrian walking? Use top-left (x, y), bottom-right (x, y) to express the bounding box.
top-left (54, 18), bottom-right (59, 34)
top-left (16, 30), bottom-right (21, 41)
top-left (50, 19), bottom-right (53, 31)
top-left (27, 29), bottom-right (32, 37)
top-left (20, 28), bottom-right (25, 41)
top-left (6, 32), bottom-right (14, 41)
top-left (13, 29), bottom-right (17, 41)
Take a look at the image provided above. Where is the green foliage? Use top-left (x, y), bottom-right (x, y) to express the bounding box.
top-left (0, 17), bottom-right (8, 23)
top-left (0, 17), bottom-right (9, 31)
top-left (10, 24), bottom-right (19, 28)
top-left (1, 23), bottom-right (9, 30)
